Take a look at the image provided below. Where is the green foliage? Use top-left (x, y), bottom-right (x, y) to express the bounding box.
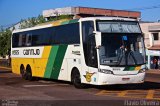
top-left (48, 15), bottom-right (73, 21)
top-left (20, 15), bottom-right (73, 29)
top-left (20, 15), bottom-right (46, 29)
top-left (0, 29), bottom-right (11, 57)
top-left (37, 15), bottom-right (46, 24)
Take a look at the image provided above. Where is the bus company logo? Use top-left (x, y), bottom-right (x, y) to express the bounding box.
top-left (83, 71), bottom-right (95, 82)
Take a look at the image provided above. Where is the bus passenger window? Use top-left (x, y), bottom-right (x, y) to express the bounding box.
top-left (26, 34), bottom-right (32, 46)
top-left (22, 35), bottom-right (26, 46)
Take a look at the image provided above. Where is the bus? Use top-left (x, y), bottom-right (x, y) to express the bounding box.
top-left (11, 17), bottom-right (146, 88)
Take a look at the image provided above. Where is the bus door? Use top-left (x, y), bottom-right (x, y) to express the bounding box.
top-left (87, 35), bottom-right (98, 84)
top-left (82, 21), bottom-right (98, 84)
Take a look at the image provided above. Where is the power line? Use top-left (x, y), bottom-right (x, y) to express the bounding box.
top-left (127, 4), bottom-right (160, 11)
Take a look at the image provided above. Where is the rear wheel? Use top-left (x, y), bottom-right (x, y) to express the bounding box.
top-left (26, 65), bottom-right (33, 81)
top-left (71, 69), bottom-right (85, 89)
top-left (20, 65), bottom-right (27, 80)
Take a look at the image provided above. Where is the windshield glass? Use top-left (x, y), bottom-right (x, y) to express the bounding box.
top-left (99, 33), bottom-right (145, 66)
top-left (97, 21), bottom-right (141, 33)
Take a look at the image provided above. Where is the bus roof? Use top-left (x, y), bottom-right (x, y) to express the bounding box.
top-left (79, 17), bottom-right (138, 22)
top-left (13, 17), bottom-right (138, 33)
top-left (12, 19), bottom-right (79, 33)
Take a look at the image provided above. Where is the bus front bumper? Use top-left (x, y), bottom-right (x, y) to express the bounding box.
top-left (97, 72), bottom-right (145, 85)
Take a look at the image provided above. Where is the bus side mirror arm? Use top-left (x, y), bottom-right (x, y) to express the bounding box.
top-left (94, 31), bottom-right (102, 48)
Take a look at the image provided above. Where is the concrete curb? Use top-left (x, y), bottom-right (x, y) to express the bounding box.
top-left (0, 66), bottom-right (12, 70)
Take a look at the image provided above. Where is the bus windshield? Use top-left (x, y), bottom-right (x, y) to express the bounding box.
top-left (96, 21), bottom-right (141, 33)
top-left (99, 33), bottom-right (145, 66)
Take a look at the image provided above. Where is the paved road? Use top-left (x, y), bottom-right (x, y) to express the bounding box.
top-left (0, 67), bottom-right (160, 106)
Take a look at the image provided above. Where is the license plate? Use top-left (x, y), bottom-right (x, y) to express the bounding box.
top-left (122, 78), bottom-right (130, 81)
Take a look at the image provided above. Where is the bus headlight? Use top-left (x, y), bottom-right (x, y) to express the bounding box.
top-left (98, 69), bottom-right (113, 74)
top-left (138, 68), bottom-right (146, 73)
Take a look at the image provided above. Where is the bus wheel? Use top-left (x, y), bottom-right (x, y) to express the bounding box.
top-left (71, 68), bottom-right (85, 89)
top-left (26, 65), bottom-right (33, 81)
top-left (20, 65), bottom-right (27, 80)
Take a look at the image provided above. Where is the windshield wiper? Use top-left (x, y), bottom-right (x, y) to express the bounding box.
top-left (127, 51), bottom-right (137, 65)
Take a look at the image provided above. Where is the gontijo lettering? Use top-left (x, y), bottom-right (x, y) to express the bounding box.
top-left (23, 49), bottom-right (40, 55)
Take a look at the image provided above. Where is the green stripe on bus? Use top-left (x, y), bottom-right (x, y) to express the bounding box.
top-left (69, 19), bottom-right (79, 24)
top-left (123, 67), bottom-right (135, 71)
top-left (50, 45), bottom-right (68, 79)
top-left (44, 46), bottom-right (59, 78)
top-left (61, 21), bottom-right (70, 25)
top-left (61, 19), bottom-right (79, 25)
top-left (129, 67), bottom-right (135, 71)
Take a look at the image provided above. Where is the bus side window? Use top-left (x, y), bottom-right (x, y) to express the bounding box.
top-left (26, 34), bottom-right (32, 46)
top-left (18, 34), bottom-right (23, 47)
top-left (12, 33), bottom-right (19, 48)
top-left (21, 34), bottom-right (26, 46)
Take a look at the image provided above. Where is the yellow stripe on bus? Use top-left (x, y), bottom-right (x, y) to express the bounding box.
top-left (52, 19), bottom-right (70, 26)
top-left (135, 66), bottom-right (141, 71)
top-left (33, 46), bottom-right (52, 77)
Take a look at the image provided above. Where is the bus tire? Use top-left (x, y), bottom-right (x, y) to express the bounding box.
top-left (71, 68), bottom-right (85, 89)
top-left (26, 65), bottom-right (33, 81)
top-left (20, 65), bottom-right (27, 80)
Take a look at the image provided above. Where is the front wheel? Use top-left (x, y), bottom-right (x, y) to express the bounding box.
top-left (71, 69), bottom-right (86, 89)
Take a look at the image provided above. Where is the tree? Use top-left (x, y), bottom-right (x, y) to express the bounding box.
top-left (0, 29), bottom-right (11, 57)
top-left (37, 15), bottom-right (46, 24)
top-left (20, 15), bottom-right (46, 29)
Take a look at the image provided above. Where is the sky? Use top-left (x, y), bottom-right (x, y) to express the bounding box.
top-left (0, 0), bottom-right (160, 28)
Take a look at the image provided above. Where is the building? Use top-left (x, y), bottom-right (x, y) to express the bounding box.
top-left (140, 22), bottom-right (160, 69)
top-left (43, 7), bottom-right (141, 20)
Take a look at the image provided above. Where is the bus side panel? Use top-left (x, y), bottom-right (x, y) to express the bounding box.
top-left (58, 45), bottom-right (82, 81)
top-left (11, 46), bottom-right (51, 77)
top-left (66, 58), bottom-right (82, 81)
top-left (33, 46), bottom-right (51, 77)
top-left (43, 45), bottom-right (68, 80)
top-left (11, 58), bottom-right (20, 74)
top-left (11, 58), bottom-right (34, 75)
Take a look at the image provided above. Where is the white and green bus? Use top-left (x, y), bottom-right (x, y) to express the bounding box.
top-left (11, 17), bottom-right (146, 88)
